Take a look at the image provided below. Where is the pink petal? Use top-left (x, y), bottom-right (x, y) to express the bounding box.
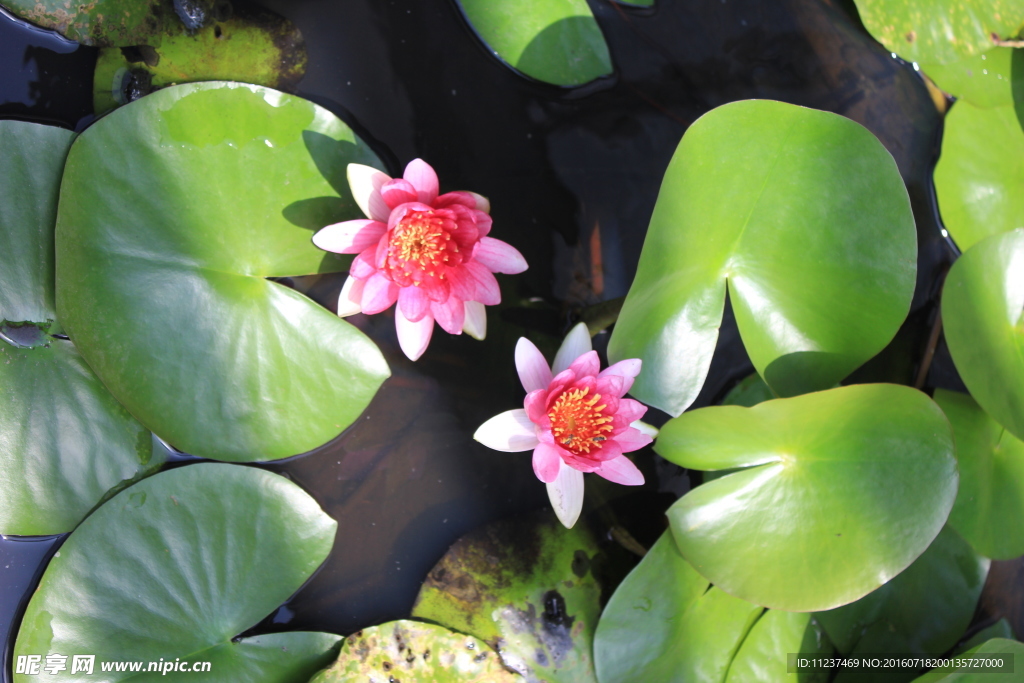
top-left (568, 350), bottom-right (600, 379)
top-left (552, 323), bottom-right (592, 375)
top-left (421, 276), bottom-right (451, 303)
top-left (616, 398), bottom-right (647, 423)
top-left (515, 338), bottom-right (554, 393)
top-left (387, 201), bottom-right (433, 230)
top-left (473, 237), bottom-right (527, 275)
top-left (589, 439), bottom-right (623, 463)
top-left (462, 301), bottom-right (487, 340)
top-left (381, 178), bottom-right (418, 209)
top-left (337, 276), bottom-right (364, 317)
top-left (472, 209), bottom-right (492, 237)
top-left (396, 309), bottom-right (434, 361)
top-left (451, 261), bottom-right (500, 305)
top-left (615, 427), bottom-right (654, 453)
top-left (594, 455), bottom-right (645, 486)
top-left (313, 219), bottom-right (387, 254)
top-left (435, 191), bottom-right (477, 209)
top-left (547, 462), bottom-right (584, 528)
top-left (560, 452), bottom-right (601, 472)
top-left (431, 296), bottom-right (465, 335)
top-left (398, 285), bottom-right (430, 322)
top-left (524, 389), bottom-right (550, 426)
top-left (595, 375), bottom-right (626, 401)
top-left (599, 358), bottom-right (642, 394)
top-left (347, 163), bottom-right (392, 223)
top-left (360, 272), bottom-right (399, 314)
top-left (473, 409), bottom-right (539, 452)
top-left (532, 443), bottom-right (563, 483)
top-left (403, 158), bottom-right (439, 204)
top-left (350, 249), bottom-right (378, 279)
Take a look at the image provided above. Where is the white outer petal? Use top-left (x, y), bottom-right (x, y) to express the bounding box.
top-left (347, 163), bottom-right (391, 221)
top-left (337, 276), bottom-right (364, 317)
top-left (552, 322), bottom-right (593, 375)
top-left (547, 460), bottom-right (584, 528)
top-left (630, 420), bottom-right (659, 439)
top-left (473, 409), bottom-right (539, 452)
top-left (396, 307), bottom-right (434, 361)
top-left (462, 301), bottom-right (487, 340)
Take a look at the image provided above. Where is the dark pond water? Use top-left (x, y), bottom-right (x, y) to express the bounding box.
top-left (2, 0), bottom-right (1020, 678)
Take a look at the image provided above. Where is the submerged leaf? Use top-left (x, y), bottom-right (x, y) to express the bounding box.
top-left (3, 0), bottom-right (189, 47)
top-left (14, 463), bottom-right (341, 682)
top-left (93, 6), bottom-right (307, 113)
top-left (656, 384), bottom-right (957, 611)
top-left (607, 100), bottom-right (916, 416)
top-left (56, 82), bottom-right (390, 462)
top-left (308, 620), bottom-right (518, 683)
top-left (412, 511), bottom-right (604, 682)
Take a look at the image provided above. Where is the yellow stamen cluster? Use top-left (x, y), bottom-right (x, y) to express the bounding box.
top-left (548, 387), bottom-right (613, 456)
top-left (390, 212), bottom-right (453, 282)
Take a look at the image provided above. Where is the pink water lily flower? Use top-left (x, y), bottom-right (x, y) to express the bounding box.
top-left (474, 323), bottom-right (653, 528)
top-left (312, 159), bottom-right (528, 361)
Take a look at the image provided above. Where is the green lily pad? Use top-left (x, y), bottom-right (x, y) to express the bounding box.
top-left (934, 103), bottom-right (1024, 252)
top-left (2, 0), bottom-right (189, 47)
top-left (93, 6), bottom-right (307, 114)
top-left (14, 463), bottom-right (341, 682)
top-left (911, 639), bottom-right (1024, 683)
top-left (593, 532), bottom-right (770, 683)
top-left (656, 383), bottom-right (958, 612)
top-left (921, 48), bottom-right (1020, 108)
top-left (816, 526), bottom-right (989, 683)
top-left (1, 120), bottom-right (162, 536)
top-left (456, 0), bottom-right (612, 86)
top-left (607, 100), bottom-right (916, 416)
top-left (55, 82), bottom-right (390, 462)
top-left (934, 390), bottom-right (1024, 559)
top-left (0, 121), bottom-right (74, 329)
top-left (725, 610), bottom-right (833, 683)
top-left (942, 229), bottom-right (1024, 442)
top-left (412, 511), bottom-right (602, 682)
top-left (957, 620), bottom-right (1015, 654)
top-left (851, 0), bottom-right (1024, 65)
top-left (308, 621), bottom-right (518, 683)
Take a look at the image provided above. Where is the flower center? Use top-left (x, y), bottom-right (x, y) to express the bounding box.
top-left (548, 386), bottom-right (614, 456)
top-left (387, 210), bottom-right (456, 284)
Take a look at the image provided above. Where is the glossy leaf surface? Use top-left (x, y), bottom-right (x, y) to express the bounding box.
top-left (2, 0), bottom-right (184, 47)
top-left (412, 511), bottom-right (602, 682)
top-left (607, 100), bottom-right (915, 416)
top-left (942, 229), bottom-right (1024, 441)
top-left (934, 103), bottom-right (1024, 252)
top-left (657, 384), bottom-right (958, 611)
top-left (456, 0), bottom-right (612, 86)
top-left (0, 120), bottom-right (74, 327)
top-left (93, 7), bottom-right (307, 113)
top-left (935, 390), bottom-right (1024, 559)
top-left (725, 610), bottom-right (832, 683)
top-left (852, 0), bottom-right (1024, 65)
top-left (921, 48), bottom-right (1020, 108)
top-left (816, 526), bottom-right (988, 683)
top-left (0, 120), bottom-right (162, 535)
top-left (593, 532), bottom-right (764, 683)
top-left (56, 82), bottom-right (390, 462)
top-left (14, 463), bottom-right (340, 682)
top-left (308, 621), bottom-right (517, 683)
